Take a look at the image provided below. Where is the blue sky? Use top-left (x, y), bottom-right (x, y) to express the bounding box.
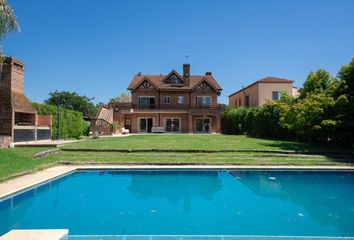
top-left (4, 0), bottom-right (354, 104)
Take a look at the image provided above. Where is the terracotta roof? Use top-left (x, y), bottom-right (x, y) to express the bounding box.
top-left (11, 91), bottom-right (36, 113)
top-left (128, 71), bottom-right (222, 92)
top-left (228, 77), bottom-right (293, 97)
top-left (257, 77), bottom-right (293, 84)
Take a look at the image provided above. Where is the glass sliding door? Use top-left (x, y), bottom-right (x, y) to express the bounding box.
top-left (139, 118), bottom-right (153, 133)
top-left (195, 118), bottom-right (211, 133)
top-left (139, 97), bottom-right (155, 109)
top-left (196, 96), bottom-right (211, 108)
top-left (165, 118), bottom-right (180, 133)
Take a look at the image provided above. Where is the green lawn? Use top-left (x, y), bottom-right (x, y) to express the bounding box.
top-left (0, 147), bottom-right (57, 180)
top-left (0, 135), bottom-right (353, 181)
top-left (62, 134), bottom-right (314, 151)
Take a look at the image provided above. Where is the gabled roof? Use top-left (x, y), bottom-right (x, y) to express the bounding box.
top-left (131, 76), bottom-right (159, 90)
top-left (161, 70), bottom-right (184, 84)
top-left (128, 73), bottom-right (222, 92)
top-left (192, 76), bottom-right (219, 92)
top-left (228, 77), bottom-right (293, 97)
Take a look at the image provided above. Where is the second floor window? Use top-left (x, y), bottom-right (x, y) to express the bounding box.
top-left (197, 96), bottom-right (211, 107)
top-left (164, 96), bottom-right (170, 104)
top-left (272, 91), bottom-right (280, 100)
top-left (178, 96), bottom-right (184, 104)
top-left (245, 95), bottom-right (250, 107)
top-left (139, 97), bottom-right (155, 109)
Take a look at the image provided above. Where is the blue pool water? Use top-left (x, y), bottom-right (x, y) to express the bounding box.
top-left (0, 170), bottom-right (354, 237)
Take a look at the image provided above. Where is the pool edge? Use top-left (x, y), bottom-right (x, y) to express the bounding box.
top-left (1, 164), bottom-right (354, 200)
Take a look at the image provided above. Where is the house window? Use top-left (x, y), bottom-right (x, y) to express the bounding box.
top-left (139, 96), bottom-right (155, 109)
top-left (165, 118), bottom-right (180, 132)
top-left (245, 95), bottom-right (250, 107)
top-left (178, 96), bottom-right (184, 104)
top-left (196, 96), bottom-right (211, 107)
top-left (272, 91), bottom-right (280, 100)
top-left (164, 96), bottom-right (170, 104)
top-left (195, 118), bottom-right (211, 133)
top-left (165, 74), bottom-right (183, 84)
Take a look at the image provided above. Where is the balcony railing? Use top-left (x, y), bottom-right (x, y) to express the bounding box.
top-left (134, 104), bottom-right (225, 110)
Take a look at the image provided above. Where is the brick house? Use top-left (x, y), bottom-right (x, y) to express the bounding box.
top-left (228, 77), bottom-right (299, 108)
top-left (94, 64), bottom-right (224, 134)
top-left (0, 57), bottom-right (52, 147)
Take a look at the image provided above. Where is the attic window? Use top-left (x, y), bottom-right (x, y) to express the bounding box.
top-left (165, 74), bottom-right (182, 85)
top-left (197, 81), bottom-right (211, 90)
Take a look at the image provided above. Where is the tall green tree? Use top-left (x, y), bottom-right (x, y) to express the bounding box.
top-left (45, 91), bottom-right (97, 118)
top-left (279, 93), bottom-right (336, 142)
top-left (299, 69), bottom-right (336, 98)
top-left (332, 57), bottom-right (354, 145)
top-left (0, 0), bottom-right (19, 61)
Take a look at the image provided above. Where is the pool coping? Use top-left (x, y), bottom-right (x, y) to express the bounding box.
top-left (0, 229), bottom-right (68, 240)
top-left (1, 164), bottom-right (354, 200)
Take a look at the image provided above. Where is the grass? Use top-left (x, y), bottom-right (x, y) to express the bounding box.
top-left (0, 135), bottom-right (353, 181)
top-left (62, 134), bottom-right (315, 151)
top-left (0, 147), bottom-right (57, 180)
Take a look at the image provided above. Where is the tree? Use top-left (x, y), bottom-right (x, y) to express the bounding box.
top-left (0, 0), bottom-right (19, 61)
top-left (45, 91), bottom-right (97, 118)
top-left (279, 93), bottom-right (336, 142)
top-left (109, 92), bottom-right (131, 103)
top-left (299, 69), bottom-right (336, 98)
top-left (332, 57), bottom-right (354, 145)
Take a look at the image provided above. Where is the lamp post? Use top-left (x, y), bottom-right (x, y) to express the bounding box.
top-left (53, 91), bottom-right (61, 140)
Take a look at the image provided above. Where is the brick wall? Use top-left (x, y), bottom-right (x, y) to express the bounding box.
top-left (0, 77), bottom-right (13, 136)
top-left (0, 57), bottom-right (26, 136)
top-left (37, 115), bottom-right (52, 126)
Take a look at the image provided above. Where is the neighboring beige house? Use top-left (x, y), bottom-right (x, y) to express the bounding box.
top-left (228, 77), bottom-right (298, 107)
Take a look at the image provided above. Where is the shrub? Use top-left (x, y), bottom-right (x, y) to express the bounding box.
top-left (32, 102), bottom-right (86, 139)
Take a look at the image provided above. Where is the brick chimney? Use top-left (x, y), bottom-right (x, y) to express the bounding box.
top-left (183, 64), bottom-right (190, 87)
top-left (0, 57), bottom-right (25, 94)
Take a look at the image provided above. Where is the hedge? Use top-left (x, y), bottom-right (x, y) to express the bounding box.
top-left (32, 103), bottom-right (87, 139)
top-left (221, 104), bottom-right (292, 140)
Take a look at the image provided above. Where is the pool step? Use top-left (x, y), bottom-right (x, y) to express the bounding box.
top-left (0, 229), bottom-right (68, 240)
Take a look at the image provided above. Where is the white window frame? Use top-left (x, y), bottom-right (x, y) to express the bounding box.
top-left (164, 117), bottom-right (181, 133)
top-left (138, 117), bottom-right (154, 133)
top-left (164, 96), bottom-right (170, 104)
top-left (178, 96), bottom-right (184, 104)
top-left (195, 117), bottom-right (212, 133)
top-left (138, 96), bottom-right (156, 108)
top-left (272, 91), bottom-right (280, 100)
top-left (196, 96), bottom-right (212, 107)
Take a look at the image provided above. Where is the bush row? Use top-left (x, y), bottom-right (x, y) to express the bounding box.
top-left (32, 103), bottom-right (87, 139)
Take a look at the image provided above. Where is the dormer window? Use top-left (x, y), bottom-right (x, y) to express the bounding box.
top-left (165, 74), bottom-right (183, 85)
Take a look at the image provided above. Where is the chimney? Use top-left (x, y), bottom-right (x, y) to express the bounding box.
top-left (205, 72), bottom-right (212, 76)
top-left (183, 64), bottom-right (190, 87)
top-left (0, 57), bottom-right (25, 94)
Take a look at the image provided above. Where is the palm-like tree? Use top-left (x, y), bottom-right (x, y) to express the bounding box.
top-left (0, 0), bottom-right (19, 62)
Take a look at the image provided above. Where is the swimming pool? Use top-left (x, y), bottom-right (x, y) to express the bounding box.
top-left (1, 169), bottom-right (354, 237)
